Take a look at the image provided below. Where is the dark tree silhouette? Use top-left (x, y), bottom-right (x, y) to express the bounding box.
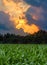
top-left (0, 30), bottom-right (47, 44)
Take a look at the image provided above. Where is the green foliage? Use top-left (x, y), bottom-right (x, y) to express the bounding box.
top-left (0, 44), bottom-right (47, 65)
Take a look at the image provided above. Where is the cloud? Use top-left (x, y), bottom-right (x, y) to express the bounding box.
top-left (0, 0), bottom-right (47, 35)
top-left (24, 0), bottom-right (47, 10)
top-left (24, 0), bottom-right (41, 7)
top-left (0, 11), bottom-right (27, 35)
top-left (0, 24), bottom-right (9, 30)
top-left (24, 0), bottom-right (47, 31)
top-left (0, 11), bottom-right (13, 29)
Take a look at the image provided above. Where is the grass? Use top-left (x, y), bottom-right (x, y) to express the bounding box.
top-left (0, 44), bottom-right (47, 65)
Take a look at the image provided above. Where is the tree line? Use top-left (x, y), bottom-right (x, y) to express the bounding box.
top-left (0, 30), bottom-right (47, 44)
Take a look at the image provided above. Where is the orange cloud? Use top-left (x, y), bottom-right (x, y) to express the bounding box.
top-left (32, 15), bottom-right (39, 21)
top-left (2, 0), bottom-right (39, 34)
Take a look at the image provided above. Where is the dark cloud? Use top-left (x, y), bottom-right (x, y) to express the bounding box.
top-left (25, 6), bottom-right (47, 31)
top-left (24, 0), bottom-right (47, 10)
top-left (0, 11), bottom-right (14, 30)
top-left (0, 24), bottom-right (9, 30)
top-left (0, 11), bottom-right (27, 35)
top-left (41, 0), bottom-right (47, 10)
top-left (24, 0), bottom-right (41, 7)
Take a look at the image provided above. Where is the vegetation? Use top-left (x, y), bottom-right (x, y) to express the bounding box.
top-left (0, 44), bottom-right (47, 65)
top-left (0, 30), bottom-right (47, 44)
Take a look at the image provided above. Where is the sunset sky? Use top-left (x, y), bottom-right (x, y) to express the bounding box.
top-left (0, 0), bottom-right (47, 35)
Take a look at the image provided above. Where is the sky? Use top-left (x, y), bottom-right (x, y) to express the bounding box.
top-left (0, 0), bottom-right (47, 35)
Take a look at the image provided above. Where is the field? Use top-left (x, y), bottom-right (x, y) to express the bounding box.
top-left (0, 44), bottom-right (47, 65)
